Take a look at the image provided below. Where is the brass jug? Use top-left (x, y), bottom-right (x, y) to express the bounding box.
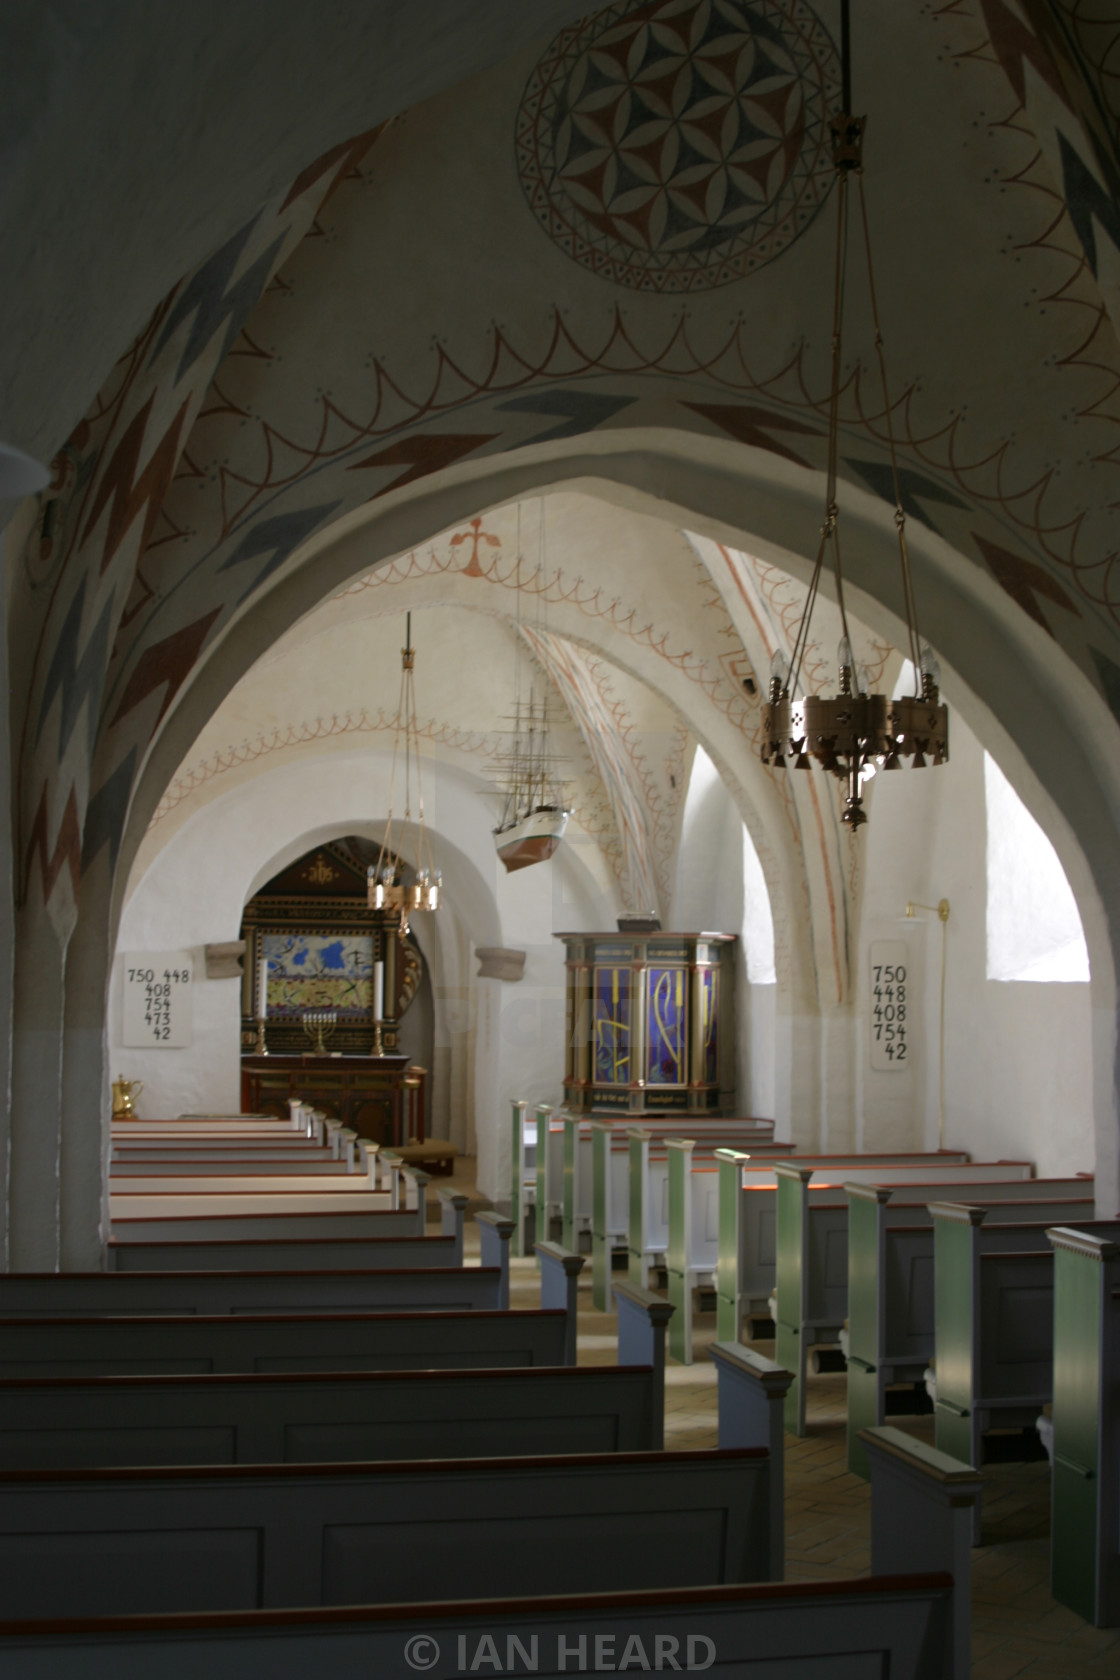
top-left (111, 1075), bottom-right (143, 1119)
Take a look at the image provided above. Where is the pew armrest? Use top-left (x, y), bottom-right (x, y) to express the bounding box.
top-left (613, 1281), bottom-right (674, 1449)
top-left (710, 1341), bottom-right (793, 1581)
top-left (437, 1189), bottom-right (469, 1264)
top-left (862, 1426), bottom-right (982, 1680)
top-left (476, 1211), bottom-right (515, 1309)
top-left (536, 1241), bottom-right (584, 1364)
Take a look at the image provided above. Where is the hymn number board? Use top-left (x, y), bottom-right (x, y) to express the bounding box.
top-left (122, 952), bottom-right (193, 1048)
top-left (869, 940), bottom-right (908, 1071)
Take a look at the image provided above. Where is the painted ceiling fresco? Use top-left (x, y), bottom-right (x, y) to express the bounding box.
top-left (13, 0), bottom-right (1120, 962)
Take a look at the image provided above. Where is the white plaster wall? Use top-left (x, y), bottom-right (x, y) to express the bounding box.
top-left (856, 711), bottom-right (1093, 1177)
top-left (113, 744), bottom-right (615, 1197)
top-left (672, 747), bottom-right (778, 1119)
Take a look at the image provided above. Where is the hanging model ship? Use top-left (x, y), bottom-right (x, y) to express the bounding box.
top-left (491, 688), bottom-right (570, 873)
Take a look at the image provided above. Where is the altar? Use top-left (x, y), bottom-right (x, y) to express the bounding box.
top-left (240, 1054), bottom-right (426, 1147)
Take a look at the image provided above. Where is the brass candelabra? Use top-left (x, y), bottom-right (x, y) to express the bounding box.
top-left (302, 1009), bottom-right (337, 1055)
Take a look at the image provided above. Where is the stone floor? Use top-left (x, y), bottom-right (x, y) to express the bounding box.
top-left (443, 1174), bottom-right (1119, 1679)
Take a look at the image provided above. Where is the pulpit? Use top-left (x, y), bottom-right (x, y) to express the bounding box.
top-left (240, 1055), bottom-right (426, 1147)
top-left (556, 930), bottom-right (735, 1116)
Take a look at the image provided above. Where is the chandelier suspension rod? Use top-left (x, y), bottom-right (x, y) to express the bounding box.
top-left (855, 174), bottom-right (925, 685)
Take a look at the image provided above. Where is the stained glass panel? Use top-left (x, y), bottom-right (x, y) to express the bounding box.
top-left (699, 966), bottom-right (719, 1084)
top-left (647, 965), bottom-right (686, 1085)
top-left (593, 966), bottom-right (631, 1086)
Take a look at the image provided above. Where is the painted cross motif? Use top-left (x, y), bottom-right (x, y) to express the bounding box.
top-left (450, 516), bottom-right (502, 577)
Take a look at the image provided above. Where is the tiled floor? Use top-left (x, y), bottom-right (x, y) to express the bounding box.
top-left (446, 1174), bottom-right (1119, 1678)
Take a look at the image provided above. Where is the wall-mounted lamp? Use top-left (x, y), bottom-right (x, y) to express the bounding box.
top-left (901, 899), bottom-right (950, 1147)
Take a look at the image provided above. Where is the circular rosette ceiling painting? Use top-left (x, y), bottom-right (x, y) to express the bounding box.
top-left (517, 0), bottom-right (840, 293)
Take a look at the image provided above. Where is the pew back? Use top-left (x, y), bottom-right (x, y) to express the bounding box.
top-left (0, 1307), bottom-right (572, 1379)
top-left (0, 1449), bottom-right (770, 1619)
top-left (0, 1365), bottom-right (662, 1469)
top-left (0, 1268), bottom-right (506, 1316)
top-left (107, 1233), bottom-right (456, 1273)
top-left (0, 1576), bottom-right (958, 1680)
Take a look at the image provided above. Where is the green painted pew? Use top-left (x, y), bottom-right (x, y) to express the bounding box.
top-left (714, 1149), bottom-right (975, 1343)
top-left (774, 1164), bottom-right (1076, 1436)
top-left (846, 1182), bottom-right (1094, 1475)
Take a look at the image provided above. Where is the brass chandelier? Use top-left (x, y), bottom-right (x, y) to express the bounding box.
top-left (367, 613), bottom-right (441, 930)
top-left (761, 0), bottom-right (948, 829)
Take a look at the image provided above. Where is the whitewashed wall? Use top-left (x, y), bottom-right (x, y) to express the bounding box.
top-left (112, 746), bottom-right (618, 1197)
top-left (857, 710), bottom-right (1093, 1177)
top-left (672, 746), bottom-right (778, 1123)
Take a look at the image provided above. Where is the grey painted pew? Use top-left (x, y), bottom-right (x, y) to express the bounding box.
top-left (0, 1579), bottom-right (961, 1680)
top-left (0, 1425), bottom-right (981, 1678)
top-left (0, 1238), bottom-right (578, 1377)
top-left (109, 1156), bottom-right (354, 1176)
top-left (776, 1167), bottom-right (1092, 1434)
top-left (845, 1182), bottom-right (1095, 1474)
top-left (0, 1360), bottom-right (666, 1469)
top-left (0, 1448), bottom-right (771, 1619)
top-left (108, 1232), bottom-right (464, 1273)
top-left (0, 1265), bottom-right (509, 1317)
top-left (0, 1307), bottom-right (575, 1379)
top-left (109, 1201), bottom-right (414, 1234)
top-left (1047, 1223), bottom-right (1120, 1627)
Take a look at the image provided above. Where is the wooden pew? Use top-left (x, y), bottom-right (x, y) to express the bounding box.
top-left (0, 1312), bottom-right (672, 1469)
top-left (0, 1426), bottom-right (981, 1678)
top-left (1046, 1223), bottom-right (1120, 1627)
top-left (560, 1111), bottom-right (778, 1252)
top-left (715, 1148), bottom-right (984, 1343)
top-left (0, 1238), bottom-right (578, 1380)
top-left (0, 1266), bottom-right (509, 1317)
top-left (109, 1201), bottom-right (426, 1242)
top-left (775, 1169), bottom-right (1081, 1431)
top-left (846, 1182), bottom-right (1095, 1475)
top-left (109, 1156), bottom-right (355, 1177)
top-left (107, 1179), bottom-right (472, 1268)
top-left (0, 1580), bottom-right (963, 1679)
top-left (589, 1127), bottom-right (794, 1312)
top-left (0, 1305), bottom-right (574, 1376)
top-left (0, 1448), bottom-right (773, 1619)
top-left (0, 1304), bottom-right (575, 1380)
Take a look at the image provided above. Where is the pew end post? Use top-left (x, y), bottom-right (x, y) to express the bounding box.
top-left (862, 1425), bottom-right (982, 1680)
top-left (626, 1128), bottom-right (653, 1290)
top-left (535, 1241), bottom-right (585, 1364)
top-left (930, 1200), bottom-right (987, 1514)
top-left (1047, 1224), bottom-right (1120, 1628)
top-left (846, 1183), bottom-right (894, 1478)
top-left (381, 1149), bottom-right (403, 1206)
top-left (665, 1137), bottom-right (696, 1365)
top-left (613, 1280), bottom-right (674, 1448)
top-left (437, 1189), bottom-right (469, 1264)
top-left (475, 1210), bottom-right (515, 1309)
top-left (510, 1099), bottom-right (532, 1258)
top-left (715, 1148), bottom-right (751, 1342)
top-left (774, 1164), bottom-right (815, 1435)
top-left (710, 1340), bottom-right (793, 1580)
top-left (401, 1167), bottom-right (431, 1234)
